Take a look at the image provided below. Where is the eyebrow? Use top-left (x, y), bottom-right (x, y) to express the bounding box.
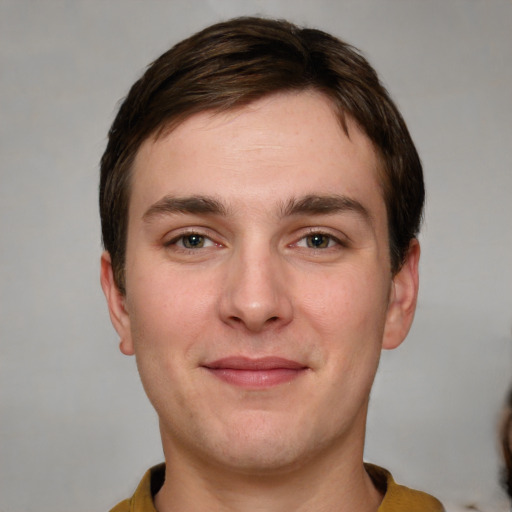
top-left (281, 194), bottom-right (373, 224)
top-left (142, 193), bottom-right (372, 225)
top-left (142, 195), bottom-right (228, 222)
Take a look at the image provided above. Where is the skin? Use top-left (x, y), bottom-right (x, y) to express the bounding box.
top-left (101, 90), bottom-right (420, 512)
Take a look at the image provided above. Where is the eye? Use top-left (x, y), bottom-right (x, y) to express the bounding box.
top-left (168, 232), bottom-right (217, 250)
top-left (305, 233), bottom-right (332, 249)
top-left (295, 232), bottom-right (342, 249)
top-left (181, 233), bottom-right (207, 249)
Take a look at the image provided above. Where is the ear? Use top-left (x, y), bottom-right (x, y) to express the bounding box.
top-left (382, 239), bottom-right (420, 350)
top-left (100, 251), bottom-right (134, 356)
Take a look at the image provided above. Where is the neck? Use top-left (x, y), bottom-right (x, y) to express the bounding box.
top-left (154, 420), bottom-right (382, 512)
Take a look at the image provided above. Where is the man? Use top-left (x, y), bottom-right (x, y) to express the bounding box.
top-left (99, 16), bottom-right (444, 512)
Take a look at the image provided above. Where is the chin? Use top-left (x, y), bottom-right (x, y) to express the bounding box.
top-left (204, 416), bottom-right (329, 475)
top-left (217, 441), bottom-right (308, 475)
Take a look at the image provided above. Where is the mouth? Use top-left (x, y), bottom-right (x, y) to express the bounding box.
top-left (202, 356), bottom-right (308, 389)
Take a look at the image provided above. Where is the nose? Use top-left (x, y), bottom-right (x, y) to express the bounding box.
top-left (218, 245), bottom-right (293, 333)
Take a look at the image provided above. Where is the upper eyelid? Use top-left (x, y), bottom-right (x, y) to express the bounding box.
top-left (297, 227), bottom-right (350, 242)
top-left (161, 225), bottom-right (350, 246)
top-left (164, 228), bottom-right (216, 245)
top-left (294, 233), bottom-right (344, 248)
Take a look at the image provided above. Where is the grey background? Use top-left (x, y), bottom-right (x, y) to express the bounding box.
top-left (1, 1), bottom-right (511, 511)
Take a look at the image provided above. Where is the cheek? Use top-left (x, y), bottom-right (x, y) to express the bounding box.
top-left (299, 265), bottom-right (390, 338)
top-left (125, 271), bottom-right (211, 409)
top-left (125, 266), bottom-right (215, 356)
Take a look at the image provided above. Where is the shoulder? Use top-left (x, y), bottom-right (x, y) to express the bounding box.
top-left (365, 463), bottom-right (445, 512)
top-left (109, 464), bottom-right (165, 512)
top-left (109, 499), bottom-right (130, 512)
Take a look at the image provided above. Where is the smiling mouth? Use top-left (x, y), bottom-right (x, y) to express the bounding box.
top-left (202, 357), bottom-right (308, 388)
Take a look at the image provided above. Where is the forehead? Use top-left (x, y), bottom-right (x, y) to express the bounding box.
top-left (129, 91), bottom-right (385, 221)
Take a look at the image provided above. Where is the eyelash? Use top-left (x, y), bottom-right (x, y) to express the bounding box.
top-left (292, 229), bottom-right (347, 250)
top-left (164, 228), bottom-right (347, 253)
top-left (164, 230), bottom-right (219, 251)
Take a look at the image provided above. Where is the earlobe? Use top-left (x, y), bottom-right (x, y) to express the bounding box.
top-left (382, 239), bottom-right (420, 350)
top-left (100, 251), bottom-right (134, 356)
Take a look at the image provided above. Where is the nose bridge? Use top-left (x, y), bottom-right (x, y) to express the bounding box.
top-left (219, 236), bottom-right (293, 332)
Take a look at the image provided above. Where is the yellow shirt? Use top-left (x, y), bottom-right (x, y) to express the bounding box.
top-left (110, 463), bottom-right (444, 512)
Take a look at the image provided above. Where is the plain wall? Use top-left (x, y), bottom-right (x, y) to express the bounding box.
top-left (1, 1), bottom-right (511, 511)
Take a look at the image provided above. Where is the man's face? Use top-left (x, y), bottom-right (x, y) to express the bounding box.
top-left (102, 91), bottom-right (418, 474)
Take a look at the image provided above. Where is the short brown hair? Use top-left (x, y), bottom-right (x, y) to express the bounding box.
top-left (100, 16), bottom-right (424, 293)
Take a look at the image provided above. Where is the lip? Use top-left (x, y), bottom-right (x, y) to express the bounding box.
top-left (202, 357), bottom-right (308, 388)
